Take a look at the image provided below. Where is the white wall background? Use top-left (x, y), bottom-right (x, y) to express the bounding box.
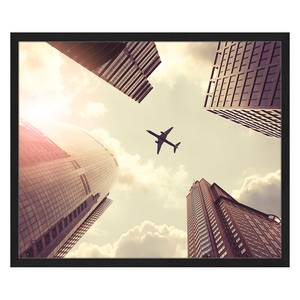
top-left (1, 1), bottom-right (298, 300)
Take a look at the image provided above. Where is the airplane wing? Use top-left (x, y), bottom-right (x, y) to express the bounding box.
top-left (162, 127), bottom-right (173, 138)
top-left (156, 140), bottom-right (163, 154)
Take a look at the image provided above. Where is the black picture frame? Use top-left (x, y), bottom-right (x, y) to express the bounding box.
top-left (11, 32), bottom-right (290, 267)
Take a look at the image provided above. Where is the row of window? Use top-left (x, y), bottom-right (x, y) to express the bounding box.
top-left (71, 160), bottom-right (81, 169)
top-left (19, 170), bottom-right (87, 246)
top-left (80, 174), bottom-right (91, 195)
top-left (97, 42), bottom-right (158, 102)
top-left (212, 108), bottom-right (280, 130)
top-left (190, 186), bottom-right (214, 257)
top-left (131, 46), bottom-right (161, 78)
top-left (21, 200), bottom-right (88, 257)
top-left (131, 44), bottom-right (157, 73)
top-left (219, 203), bottom-right (248, 257)
top-left (225, 203), bottom-right (280, 257)
top-left (101, 54), bottom-right (145, 97)
top-left (200, 184), bottom-right (224, 258)
top-left (216, 42), bottom-right (280, 78)
top-left (198, 186), bottom-right (216, 258)
top-left (208, 64), bottom-right (280, 109)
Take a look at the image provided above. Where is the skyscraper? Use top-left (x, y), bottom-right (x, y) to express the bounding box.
top-left (19, 121), bottom-right (118, 258)
top-left (204, 41), bottom-right (281, 138)
top-left (187, 179), bottom-right (281, 258)
top-left (49, 41), bottom-right (161, 103)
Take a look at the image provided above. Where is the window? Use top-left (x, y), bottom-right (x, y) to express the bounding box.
top-left (52, 227), bottom-right (57, 239)
top-left (218, 245), bottom-right (225, 254)
top-left (213, 226), bottom-right (219, 234)
top-left (214, 231), bottom-right (221, 238)
top-left (248, 220), bottom-right (255, 227)
top-left (220, 251), bottom-right (227, 258)
top-left (265, 232), bottom-right (273, 239)
top-left (44, 233), bottom-right (51, 245)
top-left (271, 241), bottom-right (280, 250)
top-left (215, 235), bottom-right (222, 244)
top-left (202, 241), bottom-right (212, 251)
top-left (199, 223), bottom-right (207, 233)
top-left (58, 221), bottom-right (63, 233)
top-left (241, 248), bottom-right (246, 254)
top-left (36, 240), bottom-right (43, 253)
top-left (266, 245), bottom-right (277, 256)
top-left (200, 231), bottom-right (209, 240)
top-left (217, 240), bottom-right (224, 249)
top-left (260, 236), bottom-right (268, 243)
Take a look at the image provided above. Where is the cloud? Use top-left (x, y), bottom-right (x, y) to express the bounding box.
top-left (185, 42), bottom-right (218, 62)
top-left (91, 128), bottom-right (189, 208)
top-left (66, 221), bottom-right (187, 258)
top-left (151, 42), bottom-right (217, 90)
top-left (80, 101), bottom-right (108, 119)
top-left (232, 170), bottom-right (281, 216)
top-left (19, 42), bottom-right (109, 125)
top-left (19, 42), bottom-right (73, 122)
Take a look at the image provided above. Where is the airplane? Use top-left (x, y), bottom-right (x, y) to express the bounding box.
top-left (146, 127), bottom-right (181, 155)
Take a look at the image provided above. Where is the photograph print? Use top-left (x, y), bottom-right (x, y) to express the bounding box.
top-left (11, 33), bottom-right (289, 267)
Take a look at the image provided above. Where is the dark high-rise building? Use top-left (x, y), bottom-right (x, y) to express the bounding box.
top-left (204, 41), bottom-right (281, 138)
top-left (187, 179), bottom-right (281, 258)
top-left (19, 121), bottom-right (118, 258)
top-left (49, 41), bottom-right (161, 103)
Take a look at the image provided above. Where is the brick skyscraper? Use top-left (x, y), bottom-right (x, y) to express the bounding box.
top-left (49, 41), bottom-right (161, 103)
top-left (187, 179), bottom-right (281, 258)
top-left (204, 41), bottom-right (281, 138)
top-left (19, 121), bottom-right (118, 258)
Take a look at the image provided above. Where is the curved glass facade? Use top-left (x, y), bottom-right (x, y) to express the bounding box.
top-left (19, 121), bottom-right (118, 258)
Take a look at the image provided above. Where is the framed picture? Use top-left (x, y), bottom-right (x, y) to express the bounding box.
top-left (11, 33), bottom-right (289, 267)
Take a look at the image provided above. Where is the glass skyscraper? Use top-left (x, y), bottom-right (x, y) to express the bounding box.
top-left (49, 41), bottom-right (161, 103)
top-left (204, 41), bottom-right (281, 138)
top-left (187, 179), bottom-right (281, 258)
top-left (19, 121), bottom-right (118, 258)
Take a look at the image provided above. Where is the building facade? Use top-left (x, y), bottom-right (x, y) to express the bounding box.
top-left (187, 179), bottom-right (281, 258)
top-left (19, 121), bottom-right (118, 258)
top-left (204, 41), bottom-right (281, 138)
top-left (49, 41), bottom-right (161, 103)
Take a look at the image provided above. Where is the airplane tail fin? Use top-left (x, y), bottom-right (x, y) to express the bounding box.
top-left (174, 142), bottom-right (181, 153)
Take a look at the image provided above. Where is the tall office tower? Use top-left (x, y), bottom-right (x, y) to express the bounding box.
top-left (204, 41), bottom-right (281, 138)
top-left (49, 41), bottom-right (161, 103)
top-left (19, 121), bottom-right (118, 258)
top-left (187, 179), bottom-right (281, 258)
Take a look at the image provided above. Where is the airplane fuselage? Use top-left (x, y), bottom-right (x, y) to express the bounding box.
top-left (147, 128), bottom-right (180, 154)
top-left (146, 130), bottom-right (176, 147)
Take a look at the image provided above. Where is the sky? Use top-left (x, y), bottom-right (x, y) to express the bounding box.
top-left (19, 42), bottom-right (281, 258)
